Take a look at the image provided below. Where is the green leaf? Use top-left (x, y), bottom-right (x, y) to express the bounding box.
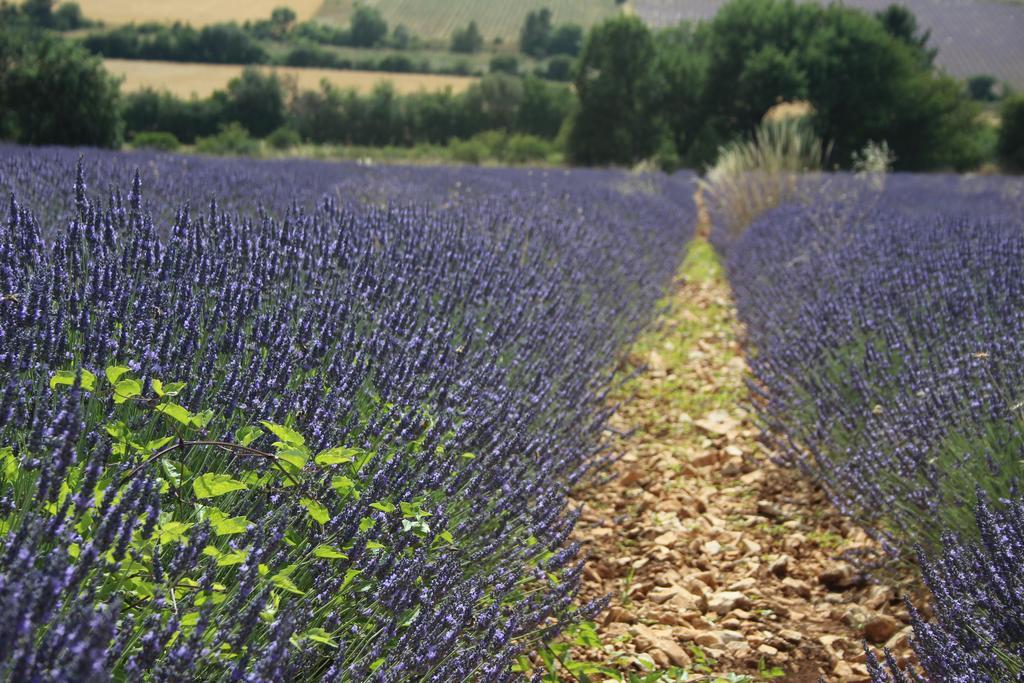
top-left (156, 402), bottom-right (192, 426)
top-left (358, 517), bottom-right (376, 532)
top-left (330, 475), bottom-right (357, 495)
top-left (366, 540), bottom-right (386, 550)
top-left (235, 425), bottom-right (263, 447)
top-left (105, 421), bottom-right (130, 440)
top-left (438, 530), bottom-right (454, 544)
top-left (156, 520), bottom-right (193, 544)
top-left (180, 612), bottom-right (201, 628)
top-left (341, 568), bottom-right (362, 590)
top-left (193, 473), bottom-right (248, 499)
top-left (400, 501), bottom-right (431, 519)
top-left (314, 446), bottom-right (360, 466)
top-left (160, 458), bottom-right (182, 486)
top-left (270, 573), bottom-right (305, 596)
top-left (370, 501), bottom-right (395, 514)
top-left (260, 421), bottom-right (305, 447)
top-left (300, 498), bottom-right (330, 525)
top-left (216, 548), bottom-right (248, 567)
top-left (145, 436), bottom-right (175, 453)
top-left (112, 378), bottom-right (142, 404)
top-left (460, 451), bottom-right (477, 460)
top-left (276, 446), bottom-right (308, 472)
top-left (50, 369), bottom-right (97, 392)
top-left (312, 544), bottom-right (348, 560)
top-left (370, 658), bottom-right (385, 672)
top-left (105, 366), bottom-right (131, 384)
top-left (190, 409), bottom-right (214, 429)
top-left (209, 509), bottom-right (252, 535)
top-left (152, 379), bottom-right (186, 397)
top-left (304, 627), bottom-right (338, 647)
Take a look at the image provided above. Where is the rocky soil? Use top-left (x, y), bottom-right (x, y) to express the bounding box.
top-left (570, 240), bottom-right (925, 681)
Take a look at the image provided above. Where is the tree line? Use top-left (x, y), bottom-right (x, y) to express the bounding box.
top-left (1, 0), bottom-right (1022, 172)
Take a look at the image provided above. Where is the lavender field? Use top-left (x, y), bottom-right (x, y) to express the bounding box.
top-left (0, 145), bottom-right (693, 680)
top-left (4, 136), bottom-right (1024, 681)
top-left (637, 0), bottom-right (1024, 89)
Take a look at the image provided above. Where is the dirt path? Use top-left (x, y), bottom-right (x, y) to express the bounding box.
top-left (569, 240), bottom-right (921, 681)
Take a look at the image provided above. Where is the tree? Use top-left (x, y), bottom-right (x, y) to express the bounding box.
top-left (875, 4), bottom-right (935, 66)
top-left (0, 26), bottom-right (122, 147)
top-left (654, 24), bottom-right (708, 165)
top-left (567, 16), bottom-right (665, 165)
top-left (450, 21), bottom-right (482, 53)
top-left (490, 54), bottom-right (519, 75)
top-left (221, 67), bottom-right (287, 137)
top-left (267, 6), bottom-right (296, 38)
top-left (998, 94), bottom-right (1024, 172)
top-left (390, 24), bottom-right (412, 49)
top-left (547, 24), bottom-right (582, 56)
top-left (967, 75), bottom-right (999, 102)
top-left (271, 6), bottom-right (296, 27)
top-left (463, 73), bottom-right (524, 130)
top-left (53, 2), bottom-right (87, 30)
top-left (687, 0), bottom-right (982, 169)
top-left (517, 76), bottom-right (571, 138)
top-left (350, 4), bottom-right (387, 47)
top-left (21, 0), bottom-right (53, 26)
top-left (519, 8), bottom-right (552, 57)
top-left (802, 5), bottom-right (978, 169)
top-left (544, 55), bottom-right (572, 81)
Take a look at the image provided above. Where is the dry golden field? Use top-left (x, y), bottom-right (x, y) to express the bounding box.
top-left (105, 59), bottom-right (478, 97)
top-left (75, 0), bottom-right (323, 26)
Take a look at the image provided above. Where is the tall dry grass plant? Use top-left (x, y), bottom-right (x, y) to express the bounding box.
top-left (700, 115), bottom-right (830, 238)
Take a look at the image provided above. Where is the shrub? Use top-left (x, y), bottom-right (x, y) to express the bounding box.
top-left (504, 133), bottom-right (551, 163)
top-left (998, 94), bottom-right (1024, 173)
top-left (448, 136), bottom-right (488, 164)
top-left (490, 54), bottom-right (519, 75)
top-left (131, 130), bottom-right (180, 151)
top-left (869, 493), bottom-right (1024, 682)
top-left (266, 126), bottom-right (300, 150)
top-left (195, 122), bottom-right (260, 155)
top-left (544, 55), bottom-right (573, 82)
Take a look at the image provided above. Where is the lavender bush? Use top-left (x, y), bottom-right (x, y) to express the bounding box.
top-left (723, 181), bottom-right (1024, 551)
top-left (718, 174), bottom-right (1023, 680)
top-left (869, 492), bottom-right (1024, 681)
top-left (0, 145), bottom-right (693, 680)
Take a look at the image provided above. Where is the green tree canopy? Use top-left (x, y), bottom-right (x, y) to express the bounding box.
top-left (679, 0), bottom-right (982, 170)
top-left (450, 21), bottom-right (483, 54)
top-left (567, 16), bottom-right (666, 165)
top-left (998, 94), bottom-right (1024, 172)
top-left (0, 25), bottom-right (122, 147)
top-left (519, 8), bottom-right (552, 57)
top-left (220, 67), bottom-right (287, 138)
top-left (350, 4), bottom-right (387, 47)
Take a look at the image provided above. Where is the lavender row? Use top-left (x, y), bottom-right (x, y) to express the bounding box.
top-left (720, 177), bottom-right (1023, 679)
top-left (727, 193), bottom-right (1024, 549)
top-left (0, 146), bottom-right (693, 680)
